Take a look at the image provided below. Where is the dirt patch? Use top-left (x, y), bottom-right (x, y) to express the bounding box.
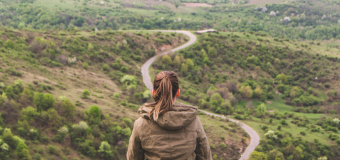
top-left (160, 44), bottom-right (173, 51)
top-left (266, 101), bottom-right (272, 104)
top-left (183, 3), bottom-right (212, 7)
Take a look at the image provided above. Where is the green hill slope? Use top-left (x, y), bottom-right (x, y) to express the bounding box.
top-left (0, 28), bottom-right (246, 160)
top-left (153, 31), bottom-right (340, 159)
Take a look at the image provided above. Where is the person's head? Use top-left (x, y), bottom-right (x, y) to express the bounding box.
top-left (147, 71), bottom-right (180, 121)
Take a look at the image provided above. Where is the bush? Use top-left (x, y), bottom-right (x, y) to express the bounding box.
top-left (40, 134), bottom-right (50, 144)
top-left (120, 66), bottom-right (129, 72)
top-left (47, 145), bottom-right (57, 155)
top-left (89, 105), bottom-right (101, 124)
top-left (277, 125), bottom-right (282, 131)
top-left (324, 83), bottom-right (330, 88)
top-left (61, 99), bottom-right (76, 118)
top-left (102, 64), bottom-right (109, 71)
top-left (234, 114), bottom-right (244, 120)
top-left (81, 89), bottom-right (91, 99)
top-left (33, 153), bottom-right (42, 160)
top-left (300, 131), bottom-right (306, 136)
top-left (82, 62), bottom-right (90, 70)
top-left (280, 120), bottom-right (288, 126)
top-left (219, 142), bottom-right (227, 148)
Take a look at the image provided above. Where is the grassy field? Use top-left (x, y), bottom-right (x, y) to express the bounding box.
top-left (241, 116), bottom-right (336, 145)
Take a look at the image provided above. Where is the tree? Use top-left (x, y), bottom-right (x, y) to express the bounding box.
top-left (47, 109), bottom-right (63, 129)
top-left (81, 89), bottom-right (91, 99)
top-left (162, 55), bottom-right (172, 65)
top-left (254, 85), bottom-right (263, 98)
top-left (256, 103), bottom-right (267, 118)
top-left (293, 146), bottom-right (303, 160)
top-left (20, 88), bottom-right (33, 104)
top-left (5, 40), bottom-right (14, 49)
top-left (98, 141), bottom-right (113, 159)
top-left (88, 43), bottom-right (94, 50)
top-left (16, 141), bottom-right (29, 158)
top-left (173, 56), bottom-right (181, 68)
top-left (21, 149), bottom-right (32, 160)
top-left (203, 57), bottom-right (211, 65)
top-left (249, 151), bottom-right (268, 160)
top-left (239, 85), bottom-right (253, 99)
top-left (41, 93), bottom-right (55, 111)
top-left (181, 63), bottom-right (188, 73)
top-left (61, 99), bottom-right (76, 118)
top-left (33, 92), bottom-right (44, 112)
top-left (281, 136), bottom-right (292, 146)
top-left (208, 48), bottom-right (216, 57)
top-left (76, 16), bottom-right (84, 26)
top-left (135, 48), bottom-right (141, 55)
top-left (186, 59), bottom-right (194, 69)
top-left (283, 143), bottom-right (295, 156)
top-left (3, 129), bottom-right (16, 148)
top-left (268, 149), bottom-right (284, 160)
top-left (5, 86), bottom-right (14, 99)
top-left (89, 105), bottom-right (101, 125)
top-left (276, 74), bottom-right (287, 84)
top-left (20, 106), bottom-right (39, 122)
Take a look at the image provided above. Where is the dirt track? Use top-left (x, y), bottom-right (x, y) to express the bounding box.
top-left (140, 30), bottom-right (260, 160)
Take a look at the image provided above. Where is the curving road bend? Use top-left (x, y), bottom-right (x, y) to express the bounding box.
top-left (140, 30), bottom-right (260, 160)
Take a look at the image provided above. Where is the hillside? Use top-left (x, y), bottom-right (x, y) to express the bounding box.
top-left (0, 28), bottom-right (248, 160)
top-left (153, 31), bottom-right (340, 159)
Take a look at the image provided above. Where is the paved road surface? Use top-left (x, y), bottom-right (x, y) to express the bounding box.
top-left (140, 30), bottom-right (260, 160)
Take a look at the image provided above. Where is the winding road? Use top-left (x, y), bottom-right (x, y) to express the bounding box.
top-left (140, 30), bottom-right (260, 160)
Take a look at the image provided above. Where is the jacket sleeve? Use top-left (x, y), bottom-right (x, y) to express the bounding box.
top-left (195, 117), bottom-right (212, 160)
top-left (127, 119), bottom-right (144, 160)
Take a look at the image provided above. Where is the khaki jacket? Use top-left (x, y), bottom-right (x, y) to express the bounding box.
top-left (127, 103), bottom-right (212, 160)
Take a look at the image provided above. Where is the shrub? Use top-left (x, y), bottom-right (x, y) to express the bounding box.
top-left (261, 125), bottom-right (268, 130)
top-left (120, 66), bottom-right (129, 72)
top-left (161, 55), bottom-right (172, 65)
top-left (16, 141), bottom-right (29, 158)
top-left (89, 105), bottom-right (101, 124)
top-left (82, 62), bottom-right (90, 70)
top-left (280, 120), bottom-right (288, 126)
top-left (41, 93), bottom-right (55, 111)
top-left (5, 39), bottom-right (15, 49)
top-left (234, 114), bottom-right (244, 120)
top-left (61, 99), bottom-right (76, 118)
top-left (102, 64), bottom-right (109, 71)
top-left (33, 153), bottom-right (42, 160)
top-left (47, 145), bottom-right (57, 155)
top-left (219, 142), bottom-right (227, 148)
top-left (324, 83), bottom-right (330, 88)
top-left (81, 89), bottom-right (91, 99)
top-left (300, 131), bottom-right (306, 136)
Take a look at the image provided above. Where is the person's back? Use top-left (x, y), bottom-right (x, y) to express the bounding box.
top-left (127, 71), bottom-right (212, 160)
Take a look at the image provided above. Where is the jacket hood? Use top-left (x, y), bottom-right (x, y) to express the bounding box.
top-left (139, 102), bottom-right (198, 130)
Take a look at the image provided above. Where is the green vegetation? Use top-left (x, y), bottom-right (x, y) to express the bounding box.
top-left (1, 0), bottom-right (340, 159)
top-left (153, 31), bottom-right (340, 159)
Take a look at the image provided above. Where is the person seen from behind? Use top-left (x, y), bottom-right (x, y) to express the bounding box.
top-left (127, 71), bottom-right (212, 160)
